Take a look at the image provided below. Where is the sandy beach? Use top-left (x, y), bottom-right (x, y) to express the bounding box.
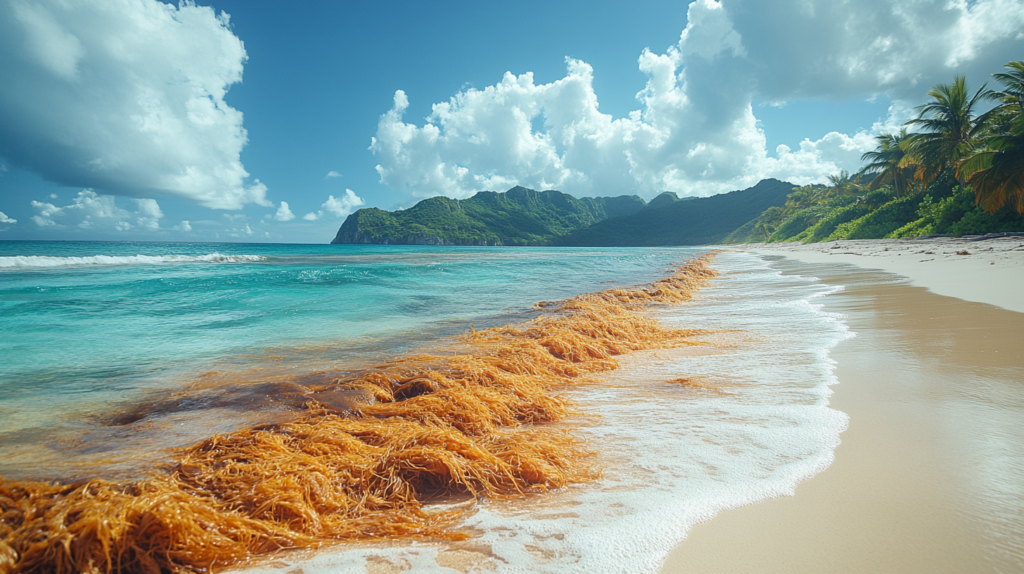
top-left (661, 240), bottom-right (1024, 573)
top-left (737, 236), bottom-right (1024, 313)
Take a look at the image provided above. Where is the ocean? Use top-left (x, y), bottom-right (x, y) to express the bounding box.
top-left (0, 241), bottom-right (850, 573)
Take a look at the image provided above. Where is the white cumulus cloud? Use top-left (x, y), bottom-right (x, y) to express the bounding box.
top-left (303, 189), bottom-right (365, 221)
top-left (0, 0), bottom-right (270, 209)
top-left (173, 220), bottom-right (191, 232)
top-left (274, 201), bottom-right (295, 221)
top-left (0, 211), bottom-right (16, 224)
top-left (371, 0), bottom-right (1024, 199)
top-left (324, 170), bottom-right (343, 178)
top-left (30, 190), bottom-right (164, 231)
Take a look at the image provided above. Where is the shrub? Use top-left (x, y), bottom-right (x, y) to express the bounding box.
top-left (769, 206), bottom-right (830, 242)
top-left (804, 204), bottom-right (871, 243)
top-left (827, 193), bottom-right (924, 240)
top-left (890, 186), bottom-right (1024, 237)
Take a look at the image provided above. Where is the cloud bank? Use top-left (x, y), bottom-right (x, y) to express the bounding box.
top-left (30, 190), bottom-right (164, 231)
top-left (372, 0), bottom-right (1024, 199)
top-left (0, 0), bottom-right (268, 209)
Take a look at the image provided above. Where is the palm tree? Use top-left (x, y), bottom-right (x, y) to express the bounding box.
top-left (990, 60), bottom-right (1024, 113)
top-left (904, 76), bottom-right (990, 187)
top-left (823, 170), bottom-right (862, 199)
top-left (784, 185), bottom-right (825, 214)
top-left (754, 206), bottom-right (786, 241)
top-left (958, 117), bottom-right (1024, 213)
top-left (958, 62), bottom-right (1024, 214)
top-left (859, 129), bottom-right (913, 198)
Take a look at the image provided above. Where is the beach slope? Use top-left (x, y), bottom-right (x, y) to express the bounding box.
top-left (662, 243), bottom-right (1024, 573)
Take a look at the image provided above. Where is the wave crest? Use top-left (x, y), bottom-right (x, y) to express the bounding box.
top-left (0, 253), bottom-right (266, 269)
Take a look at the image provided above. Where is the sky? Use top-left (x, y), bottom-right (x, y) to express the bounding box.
top-left (0, 0), bottom-right (1022, 243)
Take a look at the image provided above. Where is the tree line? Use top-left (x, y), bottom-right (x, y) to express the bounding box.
top-left (729, 60), bottom-right (1024, 244)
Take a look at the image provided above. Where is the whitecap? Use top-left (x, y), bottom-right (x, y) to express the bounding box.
top-left (0, 253), bottom-right (265, 269)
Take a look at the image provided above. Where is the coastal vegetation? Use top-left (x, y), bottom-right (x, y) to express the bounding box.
top-left (725, 60), bottom-right (1024, 244)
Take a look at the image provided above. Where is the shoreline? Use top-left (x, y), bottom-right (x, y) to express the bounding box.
top-left (661, 252), bottom-right (1024, 573)
top-left (731, 236), bottom-right (1024, 313)
top-left (233, 249), bottom-right (853, 573)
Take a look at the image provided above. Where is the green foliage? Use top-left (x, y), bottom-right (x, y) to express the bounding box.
top-left (768, 205), bottom-right (830, 242)
top-left (891, 186), bottom-right (1024, 237)
top-left (889, 218), bottom-right (934, 238)
top-left (722, 205), bottom-right (791, 244)
top-left (783, 185), bottom-right (827, 213)
top-left (859, 129), bottom-right (914, 198)
top-left (332, 186), bottom-right (646, 245)
top-left (802, 203), bottom-right (872, 243)
top-left (827, 193), bottom-right (924, 240)
top-left (721, 217), bottom-right (767, 244)
top-left (904, 75), bottom-right (991, 185)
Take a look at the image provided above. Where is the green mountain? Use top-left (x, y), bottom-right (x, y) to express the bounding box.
top-left (554, 179), bottom-right (794, 246)
top-left (331, 186), bottom-right (646, 246)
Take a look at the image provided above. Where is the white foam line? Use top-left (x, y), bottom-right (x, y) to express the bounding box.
top-left (0, 253), bottom-right (265, 269)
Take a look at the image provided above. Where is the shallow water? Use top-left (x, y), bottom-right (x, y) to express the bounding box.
top-left (0, 242), bottom-right (695, 480)
top-left (1, 244), bottom-right (852, 573)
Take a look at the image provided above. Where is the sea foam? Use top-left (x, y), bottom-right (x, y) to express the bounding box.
top-left (0, 253), bottom-right (265, 269)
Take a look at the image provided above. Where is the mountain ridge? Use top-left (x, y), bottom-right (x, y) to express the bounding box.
top-left (331, 180), bottom-right (794, 246)
top-left (554, 179), bottom-right (794, 246)
top-left (331, 186), bottom-right (646, 246)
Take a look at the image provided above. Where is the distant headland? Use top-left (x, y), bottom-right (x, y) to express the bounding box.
top-left (331, 179), bottom-right (794, 246)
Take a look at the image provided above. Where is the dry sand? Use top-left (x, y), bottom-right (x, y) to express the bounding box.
top-left (737, 236), bottom-right (1024, 313)
top-left (661, 245), bottom-right (1024, 573)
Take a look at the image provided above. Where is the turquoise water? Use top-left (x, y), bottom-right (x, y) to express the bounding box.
top-left (1, 242), bottom-right (864, 573)
top-left (0, 241), bottom-right (699, 479)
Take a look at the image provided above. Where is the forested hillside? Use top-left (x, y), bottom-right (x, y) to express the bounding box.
top-left (331, 186), bottom-right (645, 246)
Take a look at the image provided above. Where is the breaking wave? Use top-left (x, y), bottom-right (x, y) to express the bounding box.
top-left (0, 253), bottom-right (266, 269)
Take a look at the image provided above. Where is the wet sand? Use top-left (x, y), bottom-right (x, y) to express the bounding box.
top-left (661, 258), bottom-right (1024, 573)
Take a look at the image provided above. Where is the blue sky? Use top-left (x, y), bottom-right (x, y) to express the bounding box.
top-left (0, 0), bottom-right (1021, 243)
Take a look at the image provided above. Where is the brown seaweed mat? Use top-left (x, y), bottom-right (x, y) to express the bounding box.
top-left (0, 253), bottom-right (718, 573)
